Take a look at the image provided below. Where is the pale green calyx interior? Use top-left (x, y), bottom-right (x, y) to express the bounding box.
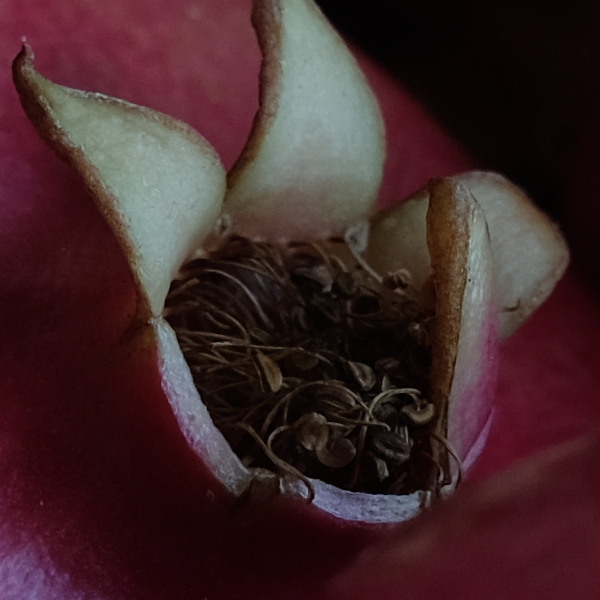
top-left (225, 0), bottom-right (385, 242)
top-left (14, 46), bottom-right (226, 317)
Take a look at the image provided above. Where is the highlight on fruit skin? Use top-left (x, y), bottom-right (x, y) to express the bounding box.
top-left (12, 0), bottom-right (569, 523)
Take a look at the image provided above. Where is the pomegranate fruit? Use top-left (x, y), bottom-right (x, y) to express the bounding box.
top-left (1, 1), bottom-right (598, 599)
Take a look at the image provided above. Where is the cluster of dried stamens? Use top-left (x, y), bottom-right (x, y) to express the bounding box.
top-left (165, 229), bottom-right (444, 497)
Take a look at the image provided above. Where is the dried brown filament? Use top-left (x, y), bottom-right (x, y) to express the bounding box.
top-left (165, 234), bottom-right (447, 496)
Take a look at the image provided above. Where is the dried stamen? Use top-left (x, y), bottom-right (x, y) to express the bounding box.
top-left (165, 234), bottom-right (447, 496)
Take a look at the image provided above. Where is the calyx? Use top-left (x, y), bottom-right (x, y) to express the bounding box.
top-left (12, 0), bottom-right (568, 523)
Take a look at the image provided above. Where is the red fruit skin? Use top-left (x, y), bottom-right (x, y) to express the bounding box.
top-left (1, 1), bottom-right (599, 599)
top-left (329, 429), bottom-right (600, 600)
top-left (474, 272), bottom-right (600, 479)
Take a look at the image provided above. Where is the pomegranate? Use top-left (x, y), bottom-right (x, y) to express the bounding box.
top-left (1, 1), bottom-right (597, 599)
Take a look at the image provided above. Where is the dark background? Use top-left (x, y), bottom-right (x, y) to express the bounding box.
top-left (317, 1), bottom-right (599, 285)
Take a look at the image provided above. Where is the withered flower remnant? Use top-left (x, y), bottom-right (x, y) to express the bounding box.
top-left (12, 0), bottom-right (568, 523)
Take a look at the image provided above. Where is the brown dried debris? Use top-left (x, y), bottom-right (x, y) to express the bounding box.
top-left (165, 233), bottom-right (446, 496)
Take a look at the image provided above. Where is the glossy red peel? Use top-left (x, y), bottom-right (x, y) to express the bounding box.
top-left (330, 428), bottom-right (600, 600)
